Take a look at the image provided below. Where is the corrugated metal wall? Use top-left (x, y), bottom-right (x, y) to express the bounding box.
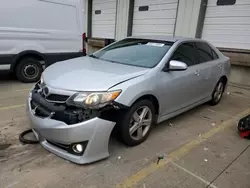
top-left (92, 0), bottom-right (117, 39)
top-left (202, 0), bottom-right (250, 50)
top-left (85, 0), bottom-right (250, 51)
top-left (132, 0), bottom-right (178, 36)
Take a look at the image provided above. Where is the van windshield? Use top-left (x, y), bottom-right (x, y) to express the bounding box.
top-left (91, 38), bottom-right (173, 68)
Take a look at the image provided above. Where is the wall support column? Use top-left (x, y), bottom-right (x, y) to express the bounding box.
top-left (175, 0), bottom-right (206, 38)
top-left (115, 0), bottom-right (130, 40)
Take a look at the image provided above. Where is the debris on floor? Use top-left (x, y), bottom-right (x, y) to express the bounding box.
top-left (156, 153), bottom-right (168, 164)
top-left (204, 148), bottom-right (208, 151)
top-left (211, 122), bottom-right (216, 127)
top-left (233, 91), bottom-right (243, 95)
top-left (204, 159), bottom-right (208, 162)
top-left (0, 143), bottom-right (11, 150)
top-left (157, 156), bottom-right (164, 164)
top-left (117, 156), bottom-right (121, 160)
top-left (203, 116), bottom-right (211, 120)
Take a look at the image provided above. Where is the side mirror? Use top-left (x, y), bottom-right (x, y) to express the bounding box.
top-left (166, 60), bottom-right (187, 71)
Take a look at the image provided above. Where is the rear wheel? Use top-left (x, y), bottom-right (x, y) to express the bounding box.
top-left (209, 79), bottom-right (225, 105)
top-left (15, 57), bottom-right (43, 83)
top-left (118, 100), bottom-right (155, 146)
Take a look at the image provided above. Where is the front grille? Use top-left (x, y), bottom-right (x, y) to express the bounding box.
top-left (45, 94), bottom-right (69, 103)
top-left (34, 82), bottom-right (70, 103)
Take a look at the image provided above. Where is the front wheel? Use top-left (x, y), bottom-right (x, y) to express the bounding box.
top-left (118, 100), bottom-right (155, 146)
top-left (209, 79), bottom-right (225, 105)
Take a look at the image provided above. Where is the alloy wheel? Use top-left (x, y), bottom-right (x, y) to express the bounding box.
top-left (129, 106), bottom-right (152, 140)
top-left (214, 82), bottom-right (224, 102)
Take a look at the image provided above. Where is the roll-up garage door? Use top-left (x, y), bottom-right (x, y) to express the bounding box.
top-left (202, 0), bottom-right (250, 50)
top-left (92, 0), bottom-right (117, 39)
top-left (132, 0), bottom-right (179, 36)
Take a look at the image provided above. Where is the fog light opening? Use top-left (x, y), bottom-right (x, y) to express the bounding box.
top-left (72, 144), bottom-right (83, 153)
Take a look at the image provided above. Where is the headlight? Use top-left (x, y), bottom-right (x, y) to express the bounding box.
top-left (67, 90), bottom-right (121, 109)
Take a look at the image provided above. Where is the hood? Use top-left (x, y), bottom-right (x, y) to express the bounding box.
top-left (42, 56), bottom-right (149, 91)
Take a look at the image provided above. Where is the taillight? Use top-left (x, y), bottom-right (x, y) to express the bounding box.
top-left (82, 33), bottom-right (86, 55)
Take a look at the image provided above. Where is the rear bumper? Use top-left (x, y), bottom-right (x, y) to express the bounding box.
top-left (27, 97), bottom-right (116, 164)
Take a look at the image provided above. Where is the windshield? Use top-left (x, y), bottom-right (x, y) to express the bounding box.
top-left (91, 38), bottom-right (173, 68)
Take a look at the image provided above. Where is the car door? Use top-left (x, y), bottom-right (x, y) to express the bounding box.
top-left (159, 42), bottom-right (205, 116)
top-left (194, 42), bottom-right (221, 99)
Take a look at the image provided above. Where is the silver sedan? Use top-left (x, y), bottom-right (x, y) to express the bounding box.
top-left (27, 36), bottom-right (230, 164)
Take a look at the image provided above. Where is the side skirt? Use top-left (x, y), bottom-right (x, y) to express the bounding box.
top-left (157, 97), bottom-right (211, 124)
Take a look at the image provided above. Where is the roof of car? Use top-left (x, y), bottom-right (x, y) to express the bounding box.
top-left (128, 35), bottom-right (202, 42)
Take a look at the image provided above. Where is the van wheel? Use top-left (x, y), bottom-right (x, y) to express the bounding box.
top-left (118, 100), bottom-right (155, 146)
top-left (15, 58), bottom-right (43, 83)
top-left (209, 79), bottom-right (225, 105)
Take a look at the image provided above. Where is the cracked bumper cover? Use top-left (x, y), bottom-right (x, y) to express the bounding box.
top-left (27, 97), bottom-right (116, 164)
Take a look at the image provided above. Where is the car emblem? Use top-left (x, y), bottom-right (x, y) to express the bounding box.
top-left (43, 87), bottom-right (50, 96)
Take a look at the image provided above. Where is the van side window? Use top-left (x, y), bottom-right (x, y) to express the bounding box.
top-left (170, 42), bottom-right (196, 67)
top-left (195, 42), bottom-right (214, 64)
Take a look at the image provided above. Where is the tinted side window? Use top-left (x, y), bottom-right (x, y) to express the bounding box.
top-left (212, 50), bottom-right (219, 60)
top-left (195, 42), bottom-right (214, 64)
top-left (170, 42), bottom-right (196, 66)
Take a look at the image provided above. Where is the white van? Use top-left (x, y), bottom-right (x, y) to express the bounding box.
top-left (0, 0), bottom-right (86, 82)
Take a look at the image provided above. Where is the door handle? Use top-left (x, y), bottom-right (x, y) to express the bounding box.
top-left (194, 71), bottom-right (200, 76)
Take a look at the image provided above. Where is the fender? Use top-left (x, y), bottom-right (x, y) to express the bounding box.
top-left (10, 50), bottom-right (45, 71)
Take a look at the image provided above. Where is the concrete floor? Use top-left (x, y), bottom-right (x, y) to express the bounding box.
top-left (0, 74), bottom-right (250, 188)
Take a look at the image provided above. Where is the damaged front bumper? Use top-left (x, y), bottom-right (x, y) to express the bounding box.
top-left (27, 86), bottom-right (116, 164)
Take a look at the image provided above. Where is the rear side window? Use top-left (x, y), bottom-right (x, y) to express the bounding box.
top-left (170, 42), bottom-right (196, 67)
top-left (195, 42), bottom-right (214, 64)
top-left (212, 50), bottom-right (219, 60)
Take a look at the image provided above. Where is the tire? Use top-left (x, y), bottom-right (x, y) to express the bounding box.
top-left (15, 58), bottom-right (43, 83)
top-left (209, 78), bottom-right (225, 106)
top-left (118, 99), bottom-right (155, 146)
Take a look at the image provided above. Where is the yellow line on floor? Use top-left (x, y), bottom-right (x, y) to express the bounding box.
top-left (0, 88), bottom-right (30, 95)
top-left (15, 88), bottom-right (30, 92)
top-left (0, 104), bottom-right (26, 111)
top-left (116, 108), bottom-right (250, 188)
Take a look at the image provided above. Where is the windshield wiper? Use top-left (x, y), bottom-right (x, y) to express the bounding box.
top-left (102, 59), bottom-right (121, 64)
top-left (89, 55), bottom-right (123, 65)
top-left (89, 54), bottom-right (99, 59)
